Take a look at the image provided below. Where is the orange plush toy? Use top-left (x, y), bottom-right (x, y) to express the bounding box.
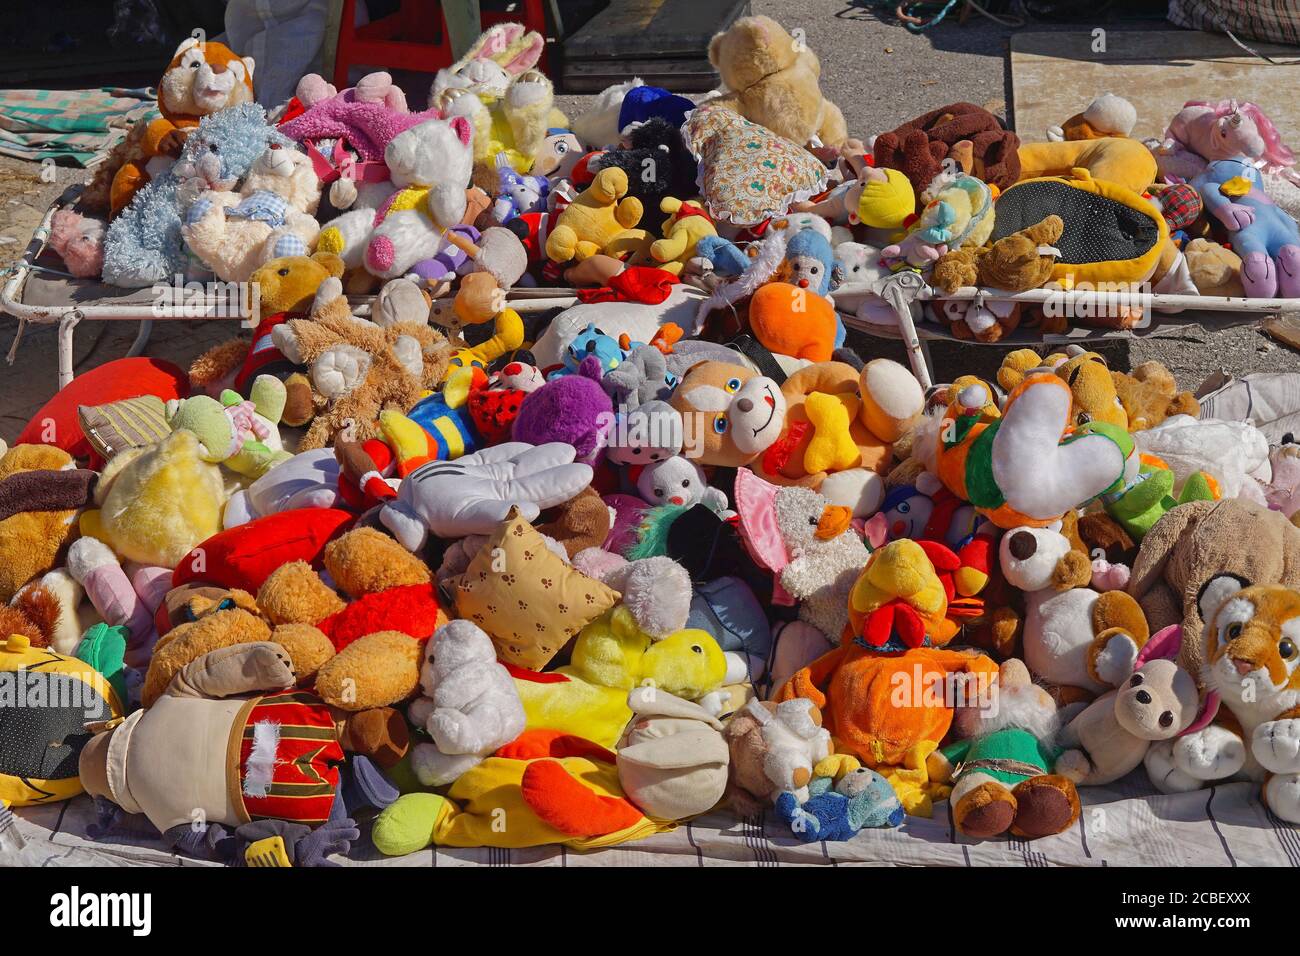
top-left (747, 282), bottom-right (839, 363)
top-left (103, 38), bottom-right (256, 216)
top-left (777, 539), bottom-right (997, 772)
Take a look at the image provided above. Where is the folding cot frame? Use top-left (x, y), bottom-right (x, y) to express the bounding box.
top-left (4, 186), bottom-right (1299, 390)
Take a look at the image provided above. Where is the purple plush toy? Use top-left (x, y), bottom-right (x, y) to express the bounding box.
top-left (512, 356), bottom-right (613, 466)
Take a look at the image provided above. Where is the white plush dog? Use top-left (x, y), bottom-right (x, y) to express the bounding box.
top-left (407, 620), bottom-right (527, 786)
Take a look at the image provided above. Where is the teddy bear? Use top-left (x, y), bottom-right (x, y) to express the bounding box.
top-left (996, 347), bottom-right (1128, 431)
top-left (586, 118), bottom-right (701, 233)
top-left (1055, 624), bottom-right (1204, 788)
top-left (723, 696), bottom-right (833, 816)
top-left (1111, 361), bottom-right (1199, 432)
top-left (77, 430), bottom-right (226, 570)
top-left (997, 520), bottom-right (1151, 699)
top-left (78, 642), bottom-right (407, 865)
top-left (705, 16), bottom-right (847, 148)
top-left (151, 525), bottom-right (446, 713)
top-left (871, 102), bottom-right (1021, 195)
top-left (649, 198), bottom-right (718, 276)
top-left (82, 38), bottom-right (256, 218)
top-left (270, 275), bottom-right (452, 450)
top-left (0, 444), bottom-right (95, 602)
top-left (931, 215), bottom-right (1064, 340)
top-left (927, 658), bottom-right (1080, 840)
top-left (428, 23), bottom-right (567, 173)
top-left (181, 141), bottom-right (323, 282)
top-left (406, 620), bottom-right (527, 787)
top-left (545, 166), bottom-right (645, 264)
top-left (670, 360), bottom-right (788, 468)
top-left (1126, 498), bottom-right (1300, 681)
top-left (775, 754), bottom-right (904, 839)
top-left (187, 251), bottom-right (342, 427)
top-left (47, 210), bottom-right (106, 278)
top-left (636, 456), bottom-right (730, 514)
top-left (102, 103), bottom-right (288, 288)
top-left (1183, 237), bottom-right (1245, 297)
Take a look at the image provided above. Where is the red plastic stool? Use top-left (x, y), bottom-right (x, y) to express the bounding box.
top-left (332, 0), bottom-right (550, 92)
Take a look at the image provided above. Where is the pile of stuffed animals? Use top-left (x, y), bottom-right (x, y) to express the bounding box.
top-left (8, 17), bottom-right (1300, 865)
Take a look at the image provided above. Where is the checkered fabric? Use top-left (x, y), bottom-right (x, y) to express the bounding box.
top-left (1169, 0), bottom-right (1300, 46)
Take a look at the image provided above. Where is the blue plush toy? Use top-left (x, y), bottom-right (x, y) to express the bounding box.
top-left (102, 104), bottom-right (293, 288)
top-left (694, 234), bottom-right (752, 277)
top-left (775, 762), bottom-right (904, 841)
top-left (1193, 156), bottom-right (1300, 299)
top-left (549, 323), bottom-right (630, 379)
top-left (491, 152), bottom-right (549, 225)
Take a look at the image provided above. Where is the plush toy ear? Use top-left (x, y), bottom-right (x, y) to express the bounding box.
top-left (1197, 573), bottom-right (1249, 623)
top-left (172, 36), bottom-right (200, 60)
top-left (241, 56), bottom-right (256, 82)
top-left (1134, 623), bottom-right (1182, 667)
top-left (707, 33), bottom-right (725, 68)
top-left (449, 115), bottom-right (473, 148)
top-left (312, 251), bottom-right (346, 278)
top-left (733, 468), bottom-right (789, 575)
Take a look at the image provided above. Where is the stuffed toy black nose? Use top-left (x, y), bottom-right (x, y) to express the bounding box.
top-left (1008, 531), bottom-right (1037, 560)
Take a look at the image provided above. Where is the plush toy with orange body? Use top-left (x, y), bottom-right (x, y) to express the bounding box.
top-left (88, 38), bottom-right (256, 217)
top-left (776, 539), bottom-right (998, 791)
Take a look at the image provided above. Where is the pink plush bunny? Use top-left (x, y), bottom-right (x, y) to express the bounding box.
top-left (48, 209), bottom-right (106, 278)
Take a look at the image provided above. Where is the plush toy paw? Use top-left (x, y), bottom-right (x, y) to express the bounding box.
top-left (953, 780), bottom-right (1017, 838)
top-left (1253, 719), bottom-right (1300, 774)
top-left (1009, 774), bottom-right (1079, 838)
top-left (1054, 748), bottom-right (1091, 784)
top-left (311, 344), bottom-right (372, 400)
top-left (1173, 725), bottom-right (1247, 781)
top-left (317, 223), bottom-right (346, 255)
top-left (1264, 772), bottom-right (1300, 824)
top-left (507, 69), bottom-right (551, 109)
top-left (1144, 740), bottom-right (1204, 793)
top-left (1090, 629), bottom-right (1141, 688)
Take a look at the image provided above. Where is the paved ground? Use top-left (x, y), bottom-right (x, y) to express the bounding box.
top-left (1, 4), bottom-right (1296, 443)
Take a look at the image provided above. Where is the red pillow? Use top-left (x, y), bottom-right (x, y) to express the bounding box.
top-left (17, 358), bottom-right (188, 460)
top-left (172, 509), bottom-right (355, 592)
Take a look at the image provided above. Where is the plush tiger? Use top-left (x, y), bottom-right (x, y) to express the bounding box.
top-left (1174, 577), bottom-right (1300, 822)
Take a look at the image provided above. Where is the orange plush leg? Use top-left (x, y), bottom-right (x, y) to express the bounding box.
top-left (520, 760), bottom-right (644, 836)
top-left (954, 780), bottom-right (1017, 838)
top-left (110, 161), bottom-right (149, 217)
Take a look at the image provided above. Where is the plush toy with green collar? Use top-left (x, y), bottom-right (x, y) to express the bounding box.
top-left (1102, 457), bottom-right (1216, 541)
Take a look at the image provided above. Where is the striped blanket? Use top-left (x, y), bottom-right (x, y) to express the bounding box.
top-left (9, 773), bottom-right (1299, 866)
top-left (1170, 0), bottom-right (1300, 48)
top-left (0, 87), bottom-right (157, 166)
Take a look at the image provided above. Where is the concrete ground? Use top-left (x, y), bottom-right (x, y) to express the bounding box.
top-left (2, 3), bottom-right (1296, 443)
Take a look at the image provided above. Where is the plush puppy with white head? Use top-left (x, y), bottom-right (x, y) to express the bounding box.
top-left (671, 361), bottom-right (787, 468)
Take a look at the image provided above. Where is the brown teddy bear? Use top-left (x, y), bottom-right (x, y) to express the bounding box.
top-left (270, 276), bottom-right (451, 450)
top-left (0, 445), bottom-right (96, 603)
top-left (871, 102), bottom-right (1020, 195)
top-left (1127, 498), bottom-right (1300, 681)
top-left (1111, 361), bottom-right (1198, 431)
top-left (997, 346), bottom-right (1128, 431)
top-left (1183, 237), bottom-right (1244, 297)
top-left (145, 526), bottom-right (446, 712)
top-left (188, 250), bottom-right (348, 426)
top-left (706, 15), bottom-right (848, 148)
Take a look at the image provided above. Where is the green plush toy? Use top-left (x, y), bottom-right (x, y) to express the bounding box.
top-left (166, 374), bottom-right (291, 478)
top-left (1103, 459), bottom-right (1216, 541)
top-left (75, 622), bottom-right (130, 708)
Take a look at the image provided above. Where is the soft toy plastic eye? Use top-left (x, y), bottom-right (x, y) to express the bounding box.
top-left (897, 501), bottom-right (910, 514)
top-left (1281, 639), bottom-right (1298, 661)
top-left (713, 414), bottom-right (729, 434)
top-left (725, 377), bottom-right (742, 392)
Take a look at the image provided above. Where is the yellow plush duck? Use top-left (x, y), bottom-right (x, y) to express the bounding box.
top-left (511, 606), bottom-right (727, 748)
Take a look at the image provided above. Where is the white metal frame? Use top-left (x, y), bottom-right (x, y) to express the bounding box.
top-left (850, 270), bottom-right (1300, 390)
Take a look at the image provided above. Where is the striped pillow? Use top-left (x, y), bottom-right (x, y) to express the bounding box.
top-left (77, 395), bottom-right (170, 460)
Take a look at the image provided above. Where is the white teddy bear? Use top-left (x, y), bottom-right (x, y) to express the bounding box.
top-left (636, 455), bottom-right (731, 516)
top-left (746, 697), bottom-right (832, 806)
top-left (407, 620), bottom-right (527, 786)
top-left (182, 142), bottom-right (322, 282)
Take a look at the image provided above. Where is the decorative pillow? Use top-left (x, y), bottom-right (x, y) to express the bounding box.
top-left (682, 105), bottom-right (827, 226)
top-left (172, 508), bottom-right (355, 592)
top-left (77, 395), bottom-right (170, 461)
top-left (17, 358), bottom-right (187, 460)
top-left (452, 508), bottom-right (618, 670)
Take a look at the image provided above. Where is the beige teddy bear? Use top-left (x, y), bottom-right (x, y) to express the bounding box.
top-left (706, 15), bottom-right (848, 148)
top-left (182, 143), bottom-right (322, 282)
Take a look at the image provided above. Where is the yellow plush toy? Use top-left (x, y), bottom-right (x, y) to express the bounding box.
top-left (545, 167), bottom-right (644, 263)
top-left (1016, 137), bottom-right (1156, 194)
top-left (80, 430), bottom-right (225, 568)
top-left (0, 633), bottom-right (123, 808)
top-left (998, 347), bottom-right (1128, 431)
top-left (512, 606), bottom-right (726, 748)
top-left (649, 197), bottom-right (717, 275)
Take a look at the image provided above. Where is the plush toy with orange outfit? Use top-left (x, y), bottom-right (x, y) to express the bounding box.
top-left (88, 38), bottom-right (256, 217)
top-left (776, 538), bottom-right (998, 814)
